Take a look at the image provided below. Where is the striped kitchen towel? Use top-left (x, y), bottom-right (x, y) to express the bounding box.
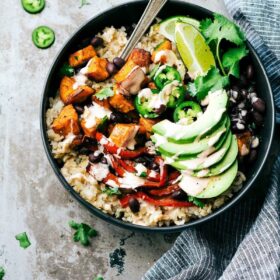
top-left (144, 0), bottom-right (280, 279)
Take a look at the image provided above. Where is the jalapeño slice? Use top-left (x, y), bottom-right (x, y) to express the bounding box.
top-left (32, 26), bottom-right (55, 49)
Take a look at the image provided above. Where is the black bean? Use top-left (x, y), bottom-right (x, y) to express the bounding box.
top-left (89, 152), bottom-right (103, 163)
top-left (128, 197), bottom-right (140, 213)
top-left (252, 98), bottom-right (266, 113)
top-left (252, 111), bottom-right (264, 126)
top-left (134, 157), bottom-right (147, 164)
top-left (91, 36), bottom-right (104, 47)
top-left (153, 104), bottom-right (166, 115)
top-left (113, 57), bottom-right (125, 69)
top-left (171, 190), bottom-right (188, 201)
top-left (237, 74), bottom-right (249, 87)
top-left (184, 72), bottom-right (192, 83)
top-left (101, 157), bottom-right (108, 164)
top-left (74, 104), bottom-right (84, 114)
top-left (150, 162), bottom-right (159, 171)
top-left (110, 112), bottom-right (124, 123)
top-left (248, 149), bottom-right (258, 163)
top-left (231, 85), bottom-right (240, 92)
top-left (246, 64), bottom-right (254, 80)
top-left (240, 89), bottom-right (248, 99)
top-left (106, 62), bottom-right (118, 75)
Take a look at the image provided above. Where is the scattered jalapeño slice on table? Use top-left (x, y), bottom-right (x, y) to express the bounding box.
top-left (32, 26), bottom-right (55, 49)
top-left (21, 0), bottom-right (45, 14)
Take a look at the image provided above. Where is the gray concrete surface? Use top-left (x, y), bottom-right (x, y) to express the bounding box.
top-left (0, 1), bottom-right (227, 279)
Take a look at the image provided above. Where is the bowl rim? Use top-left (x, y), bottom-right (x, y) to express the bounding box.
top-left (40, 0), bottom-right (275, 233)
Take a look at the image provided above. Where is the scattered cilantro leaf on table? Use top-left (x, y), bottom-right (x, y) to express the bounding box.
top-left (69, 221), bottom-right (97, 246)
top-left (95, 88), bottom-right (114, 100)
top-left (200, 13), bottom-right (247, 76)
top-left (93, 275), bottom-right (104, 280)
top-left (188, 66), bottom-right (229, 100)
top-left (102, 187), bottom-right (121, 196)
top-left (0, 267), bottom-right (5, 280)
top-left (15, 232), bottom-right (31, 249)
top-left (79, 0), bottom-right (91, 8)
top-left (188, 196), bottom-right (205, 208)
top-left (222, 45), bottom-right (249, 78)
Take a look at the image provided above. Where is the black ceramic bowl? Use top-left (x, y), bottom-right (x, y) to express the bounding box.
top-left (40, 1), bottom-right (275, 233)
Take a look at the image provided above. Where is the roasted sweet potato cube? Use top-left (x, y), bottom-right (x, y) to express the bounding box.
top-left (128, 48), bottom-right (151, 67)
top-left (114, 59), bottom-right (137, 83)
top-left (151, 39), bottom-right (172, 61)
top-left (92, 94), bottom-right (111, 109)
top-left (87, 56), bottom-right (109, 82)
top-left (80, 118), bottom-right (101, 138)
top-left (139, 117), bottom-right (159, 138)
top-left (59, 76), bottom-right (94, 105)
top-left (52, 105), bottom-right (80, 136)
top-left (237, 131), bottom-right (252, 156)
top-left (69, 45), bottom-right (96, 67)
top-left (109, 87), bottom-right (135, 113)
top-left (109, 124), bottom-right (139, 148)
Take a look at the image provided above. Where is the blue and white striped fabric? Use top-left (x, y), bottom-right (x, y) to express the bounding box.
top-left (144, 1), bottom-right (280, 279)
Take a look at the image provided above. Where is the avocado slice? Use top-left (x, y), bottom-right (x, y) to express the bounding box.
top-left (152, 90), bottom-right (228, 143)
top-left (170, 131), bottom-right (232, 171)
top-left (179, 160), bottom-right (238, 198)
top-left (152, 116), bottom-right (230, 157)
top-left (192, 135), bottom-right (238, 177)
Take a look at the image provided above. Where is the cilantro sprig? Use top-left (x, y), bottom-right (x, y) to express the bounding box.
top-left (79, 0), bottom-right (91, 8)
top-left (0, 267), bottom-right (5, 280)
top-left (189, 66), bottom-right (229, 100)
top-left (95, 88), bottom-right (114, 100)
top-left (15, 232), bottom-right (31, 249)
top-left (102, 187), bottom-right (121, 196)
top-left (69, 221), bottom-right (97, 246)
top-left (200, 13), bottom-right (247, 77)
top-left (188, 196), bottom-right (205, 208)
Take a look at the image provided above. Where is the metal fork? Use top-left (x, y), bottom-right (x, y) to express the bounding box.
top-left (120, 0), bottom-right (168, 60)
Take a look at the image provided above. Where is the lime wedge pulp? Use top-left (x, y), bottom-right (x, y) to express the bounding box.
top-left (175, 22), bottom-right (216, 79)
top-left (159, 16), bottom-right (200, 42)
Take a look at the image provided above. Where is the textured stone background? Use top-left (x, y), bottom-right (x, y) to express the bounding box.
top-left (0, 1), bottom-right (227, 279)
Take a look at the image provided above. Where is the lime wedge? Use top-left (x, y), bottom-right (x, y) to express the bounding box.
top-left (175, 22), bottom-right (216, 79)
top-left (159, 16), bottom-right (200, 42)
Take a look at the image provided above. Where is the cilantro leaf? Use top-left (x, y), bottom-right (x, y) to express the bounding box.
top-left (188, 67), bottom-right (229, 100)
top-left (69, 221), bottom-right (97, 246)
top-left (59, 63), bottom-right (74, 77)
top-left (0, 267), bottom-right (5, 280)
top-left (200, 13), bottom-right (245, 46)
top-left (188, 196), bottom-right (205, 208)
top-left (15, 232), bottom-right (31, 249)
top-left (200, 13), bottom-right (246, 76)
top-left (79, 0), bottom-right (91, 8)
top-left (93, 275), bottom-right (104, 280)
top-left (222, 45), bottom-right (249, 78)
top-left (139, 172), bottom-right (147, 178)
top-left (102, 187), bottom-right (121, 196)
top-left (95, 88), bottom-right (114, 100)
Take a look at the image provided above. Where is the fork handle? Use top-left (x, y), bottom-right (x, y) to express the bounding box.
top-left (120, 0), bottom-right (168, 60)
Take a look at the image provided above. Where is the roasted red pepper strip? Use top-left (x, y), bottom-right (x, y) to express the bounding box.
top-left (143, 181), bottom-right (162, 188)
top-left (155, 156), bottom-right (168, 187)
top-left (103, 173), bottom-right (119, 185)
top-left (168, 171), bottom-right (181, 183)
top-left (110, 157), bottom-right (126, 177)
top-left (147, 170), bottom-right (160, 182)
top-left (118, 159), bottom-right (136, 173)
top-left (120, 192), bottom-right (193, 208)
top-left (96, 132), bottom-right (146, 159)
top-left (147, 184), bottom-right (180, 197)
